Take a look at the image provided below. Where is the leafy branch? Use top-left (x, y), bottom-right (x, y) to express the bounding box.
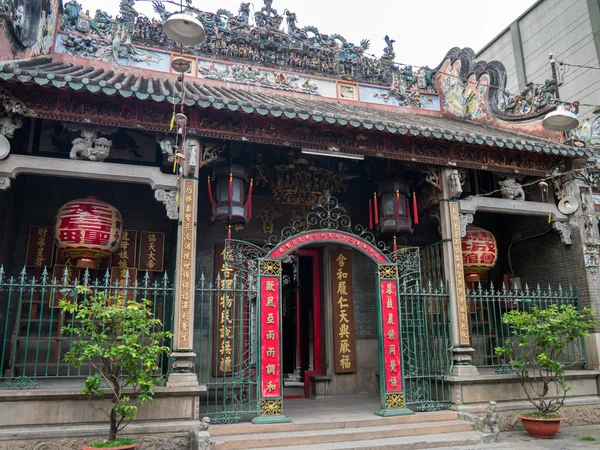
top-left (60, 287), bottom-right (173, 442)
top-left (495, 304), bottom-right (595, 416)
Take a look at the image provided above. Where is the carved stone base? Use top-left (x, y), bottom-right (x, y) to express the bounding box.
top-left (0, 432), bottom-right (192, 450)
top-left (375, 408), bottom-right (414, 417)
top-left (460, 401), bottom-right (600, 432)
top-left (191, 430), bottom-right (211, 450)
top-left (251, 415), bottom-right (291, 424)
top-left (452, 347), bottom-right (478, 376)
top-left (166, 372), bottom-right (199, 388)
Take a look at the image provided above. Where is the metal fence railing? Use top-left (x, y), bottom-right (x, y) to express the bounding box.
top-left (420, 241), bottom-right (444, 288)
top-left (195, 272), bottom-right (258, 424)
top-left (0, 267), bottom-right (174, 387)
top-left (400, 282), bottom-right (453, 411)
top-left (467, 284), bottom-right (586, 370)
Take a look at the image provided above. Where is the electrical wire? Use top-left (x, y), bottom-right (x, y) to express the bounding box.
top-left (508, 227), bottom-right (554, 277)
top-left (560, 62), bottom-right (600, 71)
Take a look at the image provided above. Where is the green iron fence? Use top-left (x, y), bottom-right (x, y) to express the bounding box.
top-left (467, 284), bottom-right (586, 370)
top-left (195, 271), bottom-right (258, 424)
top-left (0, 266), bottom-right (173, 388)
top-left (420, 241), bottom-right (444, 288)
top-left (400, 281), bottom-right (453, 411)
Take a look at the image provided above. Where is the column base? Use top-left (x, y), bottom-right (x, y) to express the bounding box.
top-left (166, 372), bottom-right (199, 387)
top-left (251, 415), bottom-right (292, 424)
top-left (451, 364), bottom-right (479, 377)
top-left (375, 408), bottom-right (414, 417)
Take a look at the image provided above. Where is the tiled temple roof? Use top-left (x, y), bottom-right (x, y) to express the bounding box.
top-left (0, 56), bottom-right (591, 158)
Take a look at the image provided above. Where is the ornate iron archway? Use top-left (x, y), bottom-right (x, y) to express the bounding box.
top-left (209, 192), bottom-right (448, 424)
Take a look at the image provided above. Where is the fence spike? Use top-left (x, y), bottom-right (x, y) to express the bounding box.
top-left (524, 283), bottom-right (529, 294)
top-left (41, 266), bottom-right (49, 284)
top-left (558, 284), bottom-right (563, 295)
top-left (512, 281), bottom-right (519, 294)
top-left (477, 281), bottom-right (483, 294)
top-left (83, 268), bottom-right (91, 286)
top-left (102, 269), bottom-right (110, 287)
top-left (0, 265), bottom-right (3, 284)
top-left (19, 266), bottom-right (27, 283)
top-left (62, 266), bottom-right (70, 285)
top-left (143, 271), bottom-right (150, 289)
top-left (489, 281), bottom-right (495, 293)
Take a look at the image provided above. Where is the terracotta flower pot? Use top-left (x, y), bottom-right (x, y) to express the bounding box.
top-left (82, 442), bottom-right (139, 450)
top-left (518, 414), bottom-right (563, 439)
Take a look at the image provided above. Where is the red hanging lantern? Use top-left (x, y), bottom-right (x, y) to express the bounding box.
top-left (210, 164), bottom-right (251, 224)
top-left (376, 179), bottom-right (412, 234)
top-left (55, 196), bottom-right (123, 269)
top-left (462, 226), bottom-right (498, 278)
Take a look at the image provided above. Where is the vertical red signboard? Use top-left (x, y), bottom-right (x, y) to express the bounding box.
top-left (260, 276), bottom-right (281, 398)
top-left (380, 279), bottom-right (402, 392)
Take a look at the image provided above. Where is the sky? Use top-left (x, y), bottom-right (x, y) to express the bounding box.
top-left (80, 0), bottom-right (538, 67)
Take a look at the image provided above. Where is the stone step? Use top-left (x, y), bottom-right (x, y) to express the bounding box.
top-left (211, 410), bottom-right (459, 436)
top-left (213, 419), bottom-right (475, 450)
top-left (246, 431), bottom-right (482, 450)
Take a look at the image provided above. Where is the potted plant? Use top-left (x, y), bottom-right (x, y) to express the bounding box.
top-left (495, 303), bottom-right (595, 439)
top-left (60, 287), bottom-right (173, 450)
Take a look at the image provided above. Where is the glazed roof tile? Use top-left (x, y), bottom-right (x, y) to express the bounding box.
top-left (0, 56), bottom-right (591, 158)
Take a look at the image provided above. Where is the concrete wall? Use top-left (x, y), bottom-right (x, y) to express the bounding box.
top-left (477, 0), bottom-right (600, 119)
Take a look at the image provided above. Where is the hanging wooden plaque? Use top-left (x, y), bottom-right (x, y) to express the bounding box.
top-left (330, 250), bottom-right (356, 374)
top-left (25, 226), bottom-right (55, 268)
top-left (138, 231), bottom-right (165, 272)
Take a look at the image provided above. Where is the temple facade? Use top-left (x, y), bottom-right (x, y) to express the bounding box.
top-left (1, 0), bottom-right (600, 447)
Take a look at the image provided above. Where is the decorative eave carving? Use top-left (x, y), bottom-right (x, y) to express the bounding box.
top-left (155, 189), bottom-right (179, 220)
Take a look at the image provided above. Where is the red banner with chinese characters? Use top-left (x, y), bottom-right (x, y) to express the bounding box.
top-left (260, 276), bottom-right (281, 398)
top-left (380, 279), bottom-right (402, 392)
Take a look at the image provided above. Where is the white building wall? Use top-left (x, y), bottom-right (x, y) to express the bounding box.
top-left (477, 0), bottom-right (600, 119)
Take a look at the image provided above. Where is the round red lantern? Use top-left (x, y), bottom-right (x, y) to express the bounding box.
top-left (55, 196), bottom-right (123, 269)
top-left (461, 226), bottom-right (498, 276)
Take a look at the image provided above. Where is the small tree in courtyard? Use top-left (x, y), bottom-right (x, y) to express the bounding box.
top-left (495, 304), bottom-right (595, 417)
top-left (60, 287), bottom-right (172, 448)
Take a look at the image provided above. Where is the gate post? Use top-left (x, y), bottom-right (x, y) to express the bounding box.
top-left (375, 264), bottom-right (413, 416)
top-left (167, 176), bottom-right (199, 387)
top-left (439, 168), bottom-right (477, 376)
top-left (252, 259), bottom-right (291, 424)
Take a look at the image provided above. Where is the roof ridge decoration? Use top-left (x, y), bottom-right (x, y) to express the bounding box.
top-left (55, 1), bottom-right (562, 123)
top-left (437, 48), bottom-right (558, 122)
top-left (1, 0), bottom-right (56, 55)
top-left (59, 0), bottom-right (437, 93)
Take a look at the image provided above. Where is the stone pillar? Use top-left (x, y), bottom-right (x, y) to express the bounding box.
top-left (167, 140), bottom-right (200, 387)
top-left (563, 173), bottom-right (600, 375)
top-left (439, 168), bottom-right (477, 376)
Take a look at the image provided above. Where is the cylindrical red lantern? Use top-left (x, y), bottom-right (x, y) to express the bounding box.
top-left (211, 164), bottom-right (250, 224)
top-left (461, 226), bottom-right (498, 276)
top-left (377, 179), bottom-right (411, 234)
top-left (55, 196), bottom-right (123, 269)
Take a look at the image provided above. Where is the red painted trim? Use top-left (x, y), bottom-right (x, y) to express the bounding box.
top-left (296, 249), bottom-right (321, 398)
